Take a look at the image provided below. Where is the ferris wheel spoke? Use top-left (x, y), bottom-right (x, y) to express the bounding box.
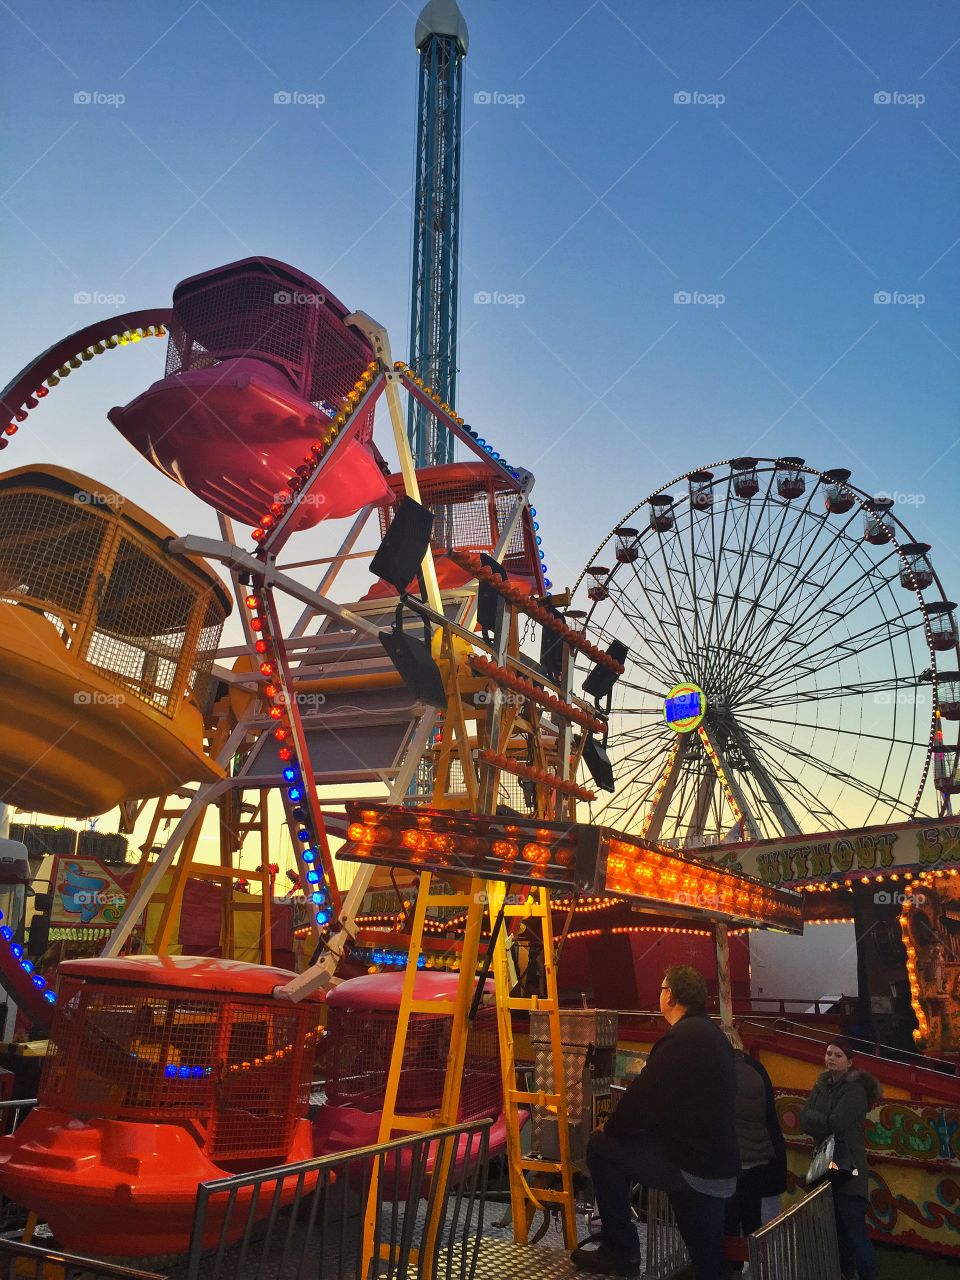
top-left (747, 608), bottom-right (920, 697)
top-left (709, 467), bottom-right (784, 667)
top-left (751, 542), bottom-right (903, 681)
top-left (738, 751), bottom-right (847, 832)
top-left (744, 722), bottom-right (916, 819)
top-left (724, 481), bottom-right (825, 666)
top-left (743, 504), bottom-right (866, 669)
top-left (736, 670), bottom-right (926, 714)
top-left (739, 711), bottom-right (926, 750)
top-left (606, 562), bottom-right (693, 677)
top-left (607, 578), bottom-right (695, 682)
top-left (752, 607), bottom-right (921, 698)
top-left (701, 474), bottom-right (733, 662)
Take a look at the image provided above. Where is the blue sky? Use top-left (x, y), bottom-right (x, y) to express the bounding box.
top-left (3, 0), bottom-right (957, 602)
top-left (2, 3), bottom-right (959, 853)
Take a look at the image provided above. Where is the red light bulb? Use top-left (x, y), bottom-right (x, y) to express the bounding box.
top-left (255, 639), bottom-right (269, 654)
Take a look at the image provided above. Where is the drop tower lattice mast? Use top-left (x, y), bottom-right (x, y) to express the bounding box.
top-left (408, 0), bottom-right (467, 467)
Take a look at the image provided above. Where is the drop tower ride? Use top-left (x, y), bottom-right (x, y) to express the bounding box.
top-left (408, 0), bottom-right (468, 467)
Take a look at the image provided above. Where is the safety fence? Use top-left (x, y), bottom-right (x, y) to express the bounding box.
top-left (185, 1117), bottom-right (491, 1280)
top-left (646, 1181), bottom-right (840, 1279)
top-left (0, 1239), bottom-right (164, 1280)
top-left (747, 1182), bottom-right (840, 1279)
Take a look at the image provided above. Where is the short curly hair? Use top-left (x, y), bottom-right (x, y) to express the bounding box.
top-left (663, 964), bottom-right (708, 1012)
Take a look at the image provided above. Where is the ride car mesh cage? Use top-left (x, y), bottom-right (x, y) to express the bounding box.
top-left (378, 466), bottom-right (531, 574)
top-left (0, 488), bottom-right (107, 621)
top-left (85, 536), bottom-right (196, 712)
top-left (324, 1003), bottom-right (501, 1120)
top-left (163, 261), bottom-right (373, 419)
top-left (39, 978), bottom-right (322, 1163)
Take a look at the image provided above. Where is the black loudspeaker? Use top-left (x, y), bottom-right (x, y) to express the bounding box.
top-left (583, 640), bottom-right (629, 701)
top-left (582, 735), bottom-right (615, 792)
top-left (478, 553), bottom-right (507, 640)
top-left (380, 612), bottom-right (447, 708)
top-left (370, 496), bottom-right (435, 594)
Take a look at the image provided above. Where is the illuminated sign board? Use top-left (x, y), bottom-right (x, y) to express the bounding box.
top-left (664, 682), bottom-right (706, 733)
top-left (343, 803), bottom-right (802, 933)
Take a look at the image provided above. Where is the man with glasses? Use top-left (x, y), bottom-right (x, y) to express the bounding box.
top-left (572, 965), bottom-right (738, 1278)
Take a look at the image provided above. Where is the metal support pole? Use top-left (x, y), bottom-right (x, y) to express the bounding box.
top-left (715, 921), bottom-right (733, 1026)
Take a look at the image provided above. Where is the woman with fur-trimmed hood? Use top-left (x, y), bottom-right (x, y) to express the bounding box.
top-left (800, 1038), bottom-right (881, 1280)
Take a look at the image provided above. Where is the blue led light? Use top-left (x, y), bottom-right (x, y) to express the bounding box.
top-left (315, 909), bottom-right (331, 926)
top-left (287, 786), bottom-right (302, 802)
top-left (297, 828), bottom-right (310, 842)
top-left (43, 991), bottom-right (57, 1004)
top-left (164, 1064), bottom-right (178, 1079)
top-left (302, 850), bottom-right (316, 863)
top-left (20, 960), bottom-right (33, 974)
top-left (530, 507), bottom-right (537, 516)
top-left (533, 522), bottom-right (539, 531)
top-left (477, 438), bottom-right (486, 447)
top-left (0, 927), bottom-right (12, 941)
top-left (536, 536), bottom-right (542, 545)
top-left (191, 1066), bottom-right (204, 1079)
top-left (373, 950), bottom-right (383, 964)
top-left (544, 579), bottom-right (552, 589)
top-left (283, 767), bottom-right (298, 783)
top-left (538, 549), bottom-right (545, 559)
top-left (179, 1065), bottom-right (192, 1079)
top-left (306, 870), bottom-right (320, 883)
top-left (32, 975), bottom-right (45, 989)
top-left (10, 944), bottom-right (22, 960)
top-left (311, 891), bottom-right (325, 903)
top-left (417, 954), bottom-right (426, 968)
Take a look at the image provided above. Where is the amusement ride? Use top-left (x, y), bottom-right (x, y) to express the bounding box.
top-left (0, 0), bottom-right (956, 1271)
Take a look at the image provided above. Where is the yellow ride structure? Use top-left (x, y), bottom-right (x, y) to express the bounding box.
top-left (0, 464), bottom-right (231, 818)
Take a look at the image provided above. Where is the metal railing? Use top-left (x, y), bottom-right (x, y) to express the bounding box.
top-left (644, 1189), bottom-right (689, 1279)
top-left (185, 1117), bottom-right (491, 1280)
top-left (646, 1183), bottom-right (841, 1280)
top-left (0, 1239), bottom-right (165, 1280)
top-left (748, 1183), bottom-right (840, 1279)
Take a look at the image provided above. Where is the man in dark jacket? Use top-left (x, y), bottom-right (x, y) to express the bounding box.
top-left (572, 965), bottom-right (738, 1278)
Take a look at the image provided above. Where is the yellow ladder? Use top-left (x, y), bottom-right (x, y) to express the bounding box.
top-left (486, 880), bottom-right (577, 1245)
top-left (361, 871), bottom-right (577, 1275)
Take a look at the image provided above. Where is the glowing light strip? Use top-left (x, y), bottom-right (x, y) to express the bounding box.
top-left (639, 738), bottom-right (681, 838)
top-left (2, 327), bottom-right (166, 453)
top-left (696, 725), bottom-right (745, 828)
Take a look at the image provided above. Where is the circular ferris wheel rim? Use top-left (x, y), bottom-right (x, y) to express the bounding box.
top-left (572, 455), bottom-right (959, 835)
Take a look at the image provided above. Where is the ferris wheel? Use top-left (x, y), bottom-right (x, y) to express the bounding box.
top-left (573, 457), bottom-right (960, 847)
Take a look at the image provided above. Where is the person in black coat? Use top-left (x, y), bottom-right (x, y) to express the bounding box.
top-left (800, 1038), bottom-right (880, 1280)
top-left (572, 965), bottom-right (738, 1279)
top-left (721, 1025), bottom-right (786, 1264)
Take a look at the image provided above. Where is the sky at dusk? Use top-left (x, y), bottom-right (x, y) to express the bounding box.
top-left (2, 1), bottom-right (958, 851)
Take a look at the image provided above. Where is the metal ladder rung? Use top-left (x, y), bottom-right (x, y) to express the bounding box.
top-left (504, 998), bottom-right (557, 1013)
top-left (508, 1090), bottom-right (560, 1107)
top-left (424, 894), bottom-right (475, 908)
top-left (382, 1115), bottom-right (437, 1133)
top-left (408, 999), bottom-right (457, 1015)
